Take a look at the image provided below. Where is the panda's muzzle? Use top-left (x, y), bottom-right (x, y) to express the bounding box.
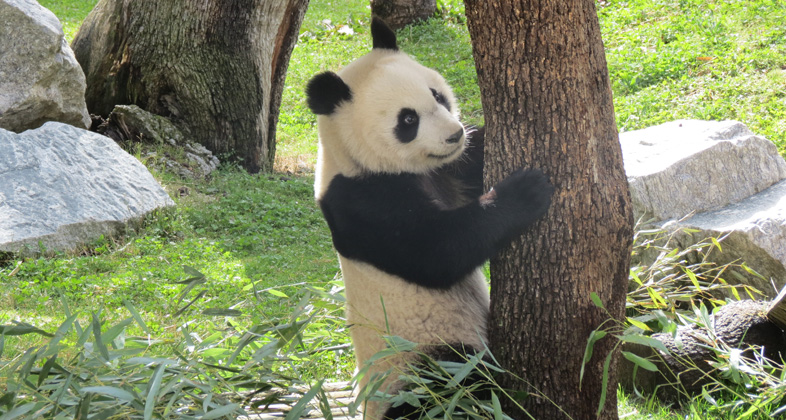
top-left (446, 128), bottom-right (464, 144)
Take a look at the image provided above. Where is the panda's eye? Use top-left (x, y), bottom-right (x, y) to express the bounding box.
top-left (395, 108), bottom-right (419, 143)
top-left (430, 88), bottom-right (450, 111)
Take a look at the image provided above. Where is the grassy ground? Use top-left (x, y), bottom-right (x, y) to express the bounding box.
top-left (2, 0), bottom-right (785, 418)
top-left (601, 0), bottom-right (786, 153)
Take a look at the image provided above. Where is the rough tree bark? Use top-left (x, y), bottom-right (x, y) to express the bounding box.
top-left (370, 0), bottom-right (436, 30)
top-left (71, 0), bottom-right (308, 173)
top-left (465, 1), bottom-right (633, 419)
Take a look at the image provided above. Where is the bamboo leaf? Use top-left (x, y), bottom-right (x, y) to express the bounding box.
top-left (201, 403), bottom-right (241, 419)
top-left (182, 265), bottom-right (206, 279)
top-left (491, 391), bottom-right (503, 420)
top-left (92, 313), bottom-right (110, 361)
top-left (284, 380), bottom-right (324, 420)
top-left (45, 314), bottom-right (78, 355)
top-left (267, 288), bottom-right (289, 298)
top-left (87, 407), bottom-right (120, 420)
top-left (684, 267), bottom-right (701, 291)
top-left (123, 299), bottom-right (151, 335)
top-left (0, 323), bottom-right (52, 337)
top-left (626, 317), bottom-right (651, 332)
top-left (0, 402), bottom-right (37, 420)
top-left (580, 329), bottom-right (607, 387)
top-left (201, 308), bottom-right (243, 317)
top-left (616, 334), bottom-right (669, 354)
top-left (102, 318), bottom-right (134, 345)
top-left (445, 387), bottom-right (464, 416)
top-left (621, 351), bottom-right (658, 372)
top-left (590, 292), bottom-right (605, 309)
top-left (595, 351), bottom-right (614, 418)
top-left (173, 290), bottom-right (206, 317)
top-left (78, 392), bottom-right (93, 420)
top-left (448, 355), bottom-right (479, 387)
top-left (730, 284), bottom-right (742, 300)
top-left (701, 387), bottom-right (717, 407)
top-left (144, 364), bottom-right (166, 420)
top-left (37, 355), bottom-right (58, 387)
top-left (82, 386), bottom-right (137, 403)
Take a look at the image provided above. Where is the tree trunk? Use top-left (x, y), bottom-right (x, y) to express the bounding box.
top-left (464, 1), bottom-right (633, 419)
top-left (370, 0), bottom-right (436, 30)
top-left (71, 0), bottom-right (308, 173)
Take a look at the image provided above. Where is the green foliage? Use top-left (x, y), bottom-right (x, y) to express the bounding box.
top-left (585, 224), bottom-right (786, 419)
top-left (353, 338), bottom-right (524, 420)
top-left (0, 269), bottom-right (351, 419)
top-left (627, 226), bottom-right (763, 317)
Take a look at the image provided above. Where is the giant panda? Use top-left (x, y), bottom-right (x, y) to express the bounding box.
top-left (305, 17), bottom-right (553, 419)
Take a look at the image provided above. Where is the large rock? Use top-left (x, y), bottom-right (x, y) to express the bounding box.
top-left (621, 120), bottom-right (786, 296)
top-left (621, 120), bottom-right (786, 222)
top-left (0, 0), bottom-right (91, 132)
top-left (666, 179), bottom-right (786, 295)
top-left (0, 122), bottom-right (174, 254)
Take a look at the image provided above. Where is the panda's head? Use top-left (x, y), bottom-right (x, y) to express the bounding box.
top-left (306, 17), bottom-right (466, 177)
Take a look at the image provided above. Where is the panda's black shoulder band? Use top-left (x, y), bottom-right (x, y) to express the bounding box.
top-left (371, 17), bottom-right (398, 51)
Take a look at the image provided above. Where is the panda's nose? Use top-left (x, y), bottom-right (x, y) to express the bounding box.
top-left (446, 129), bottom-right (464, 144)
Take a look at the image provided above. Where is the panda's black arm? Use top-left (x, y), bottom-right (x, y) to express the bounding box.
top-left (319, 171), bottom-right (552, 289)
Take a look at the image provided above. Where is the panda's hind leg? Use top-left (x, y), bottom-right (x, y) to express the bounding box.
top-left (381, 343), bottom-right (493, 420)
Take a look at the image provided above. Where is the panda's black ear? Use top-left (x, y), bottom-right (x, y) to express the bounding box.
top-left (306, 72), bottom-right (352, 115)
top-left (371, 17), bottom-right (398, 51)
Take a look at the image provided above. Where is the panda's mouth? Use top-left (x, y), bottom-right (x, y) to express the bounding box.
top-left (427, 146), bottom-right (463, 160)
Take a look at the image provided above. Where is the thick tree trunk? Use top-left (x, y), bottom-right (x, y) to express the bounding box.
top-left (370, 0), bottom-right (436, 30)
top-left (71, 0), bottom-right (308, 173)
top-left (465, 1), bottom-right (633, 419)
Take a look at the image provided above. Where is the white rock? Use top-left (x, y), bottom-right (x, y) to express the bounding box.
top-left (620, 120), bottom-right (786, 222)
top-left (0, 0), bottom-right (91, 132)
top-left (673, 179), bottom-right (786, 295)
top-left (0, 122), bottom-right (174, 254)
top-left (621, 120), bottom-right (786, 296)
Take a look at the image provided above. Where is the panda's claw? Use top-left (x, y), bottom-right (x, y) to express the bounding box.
top-left (491, 168), bottom-right (554, 224)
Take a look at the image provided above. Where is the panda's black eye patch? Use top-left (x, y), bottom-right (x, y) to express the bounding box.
top-left (395, 108), bottom-right (419, 143)
top-left (430, 88), bottom-right (450, 111)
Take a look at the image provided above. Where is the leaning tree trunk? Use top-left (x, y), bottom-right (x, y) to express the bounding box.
top-left (370, 0), bottom-right (436, 30)
top-left (620, 300), bottom-right (786, 400)
top-left (465, 1), bottom-right (633, 419)
top-left (71, 0), bottom-right (308, 173)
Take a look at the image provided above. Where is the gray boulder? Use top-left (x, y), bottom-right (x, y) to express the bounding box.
top-left (621, 120), bottom-right (786, 222)
top-left (0, 0), bottom-right (91, 132)
top-left (665, 179), bottom-right (786, 295)
top-left (621, 120), bottom-right (786, 296)
top-left (0, 122), bottom-right (174, 254)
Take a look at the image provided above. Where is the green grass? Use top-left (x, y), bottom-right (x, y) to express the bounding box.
top-left (4, 0), bottom-right (785, 418)
top-left (37, 0), bottom-right (97, 40)
top-left (4, 171), bottom-right (335, 317)
top-left (600, 0), bottom-right (786, 152)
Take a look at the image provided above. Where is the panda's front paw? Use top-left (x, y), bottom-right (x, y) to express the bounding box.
top-left (488, 168), bottom-right (554, 221)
